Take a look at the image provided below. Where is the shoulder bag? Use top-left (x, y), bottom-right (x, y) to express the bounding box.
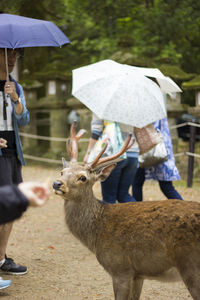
top-left (134, 123), bottom-right (161, 155)
top-left (138, 120), bottom-right (168, 168)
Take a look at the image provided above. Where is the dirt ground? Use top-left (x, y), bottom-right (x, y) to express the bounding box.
top-left (0, 165), bottom-right (199, 300)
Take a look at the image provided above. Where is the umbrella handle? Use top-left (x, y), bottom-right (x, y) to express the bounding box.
top-left (4, 48), bottom-right (9, 82)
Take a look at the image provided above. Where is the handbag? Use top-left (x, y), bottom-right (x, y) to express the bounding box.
top-left (138, 121), bottom-right (168, 168)
top-left (134, 123), bottom-right (161, 155)
top-left (87, 121), bottom-right (126, 163)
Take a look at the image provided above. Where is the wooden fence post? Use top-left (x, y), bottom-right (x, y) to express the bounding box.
top-left (187, 123), bottom-right (196, 187)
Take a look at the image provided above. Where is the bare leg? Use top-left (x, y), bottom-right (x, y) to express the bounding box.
top-left (0, 223), bottom-right (13, 260)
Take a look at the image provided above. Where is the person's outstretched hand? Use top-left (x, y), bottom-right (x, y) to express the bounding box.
top-left (18, 182), bottom-right (50, 207)
top-left (0, 138), bottom-right (7, 148)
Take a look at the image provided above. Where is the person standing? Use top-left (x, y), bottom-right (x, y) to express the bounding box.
top-left (84, 113), bottom-right (139, 204)
top-left (132, 117), bottom-right (183, 201)
top-left (0, 48), bottom-right (30, 275)
top-left (0, 180), bottom-right (49, 290)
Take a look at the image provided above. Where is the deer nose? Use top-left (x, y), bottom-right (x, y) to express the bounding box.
top-left (53, 181), bottom-right (63, 190)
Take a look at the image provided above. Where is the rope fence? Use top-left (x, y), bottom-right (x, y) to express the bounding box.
top-left (20, 121), bottom-right (200, 187)
top-left (19, 133), bottom-right (88, 165)
top-left (23, 154), bottom-right (62, 164)
top-left (19, 121), bottom-right (200, 163)
top-left (19, 132), bottom-right (89, 143)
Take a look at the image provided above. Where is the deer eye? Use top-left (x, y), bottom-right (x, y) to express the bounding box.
top-left (78, 175), bottom-right (87, 182)
top-left (61, 171), bottom-right (63, 176)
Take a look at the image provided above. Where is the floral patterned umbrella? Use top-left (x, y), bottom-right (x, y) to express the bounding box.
top-left (72, 60), bottom-right (166, 128)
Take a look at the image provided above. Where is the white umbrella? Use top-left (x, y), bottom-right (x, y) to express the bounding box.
top-left (128, 66), bottom-right (182, 93)
top-left (159, 76), bottom-right (182, 93)
top-left (72, 60), bottom-right (166, 128)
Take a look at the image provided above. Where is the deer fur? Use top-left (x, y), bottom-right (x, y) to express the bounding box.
top-left (53, 122), bottom-right (200, 300)
top-left (53, 159), bottom-right (200, 300)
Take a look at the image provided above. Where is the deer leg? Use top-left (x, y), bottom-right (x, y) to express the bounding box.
top-left (176, 252), bottom-right (200, 300)
top-left (112, 275), bottom-right (143, 300)
top-left (130, 276), bottom-right (144, 300)
top-left (112, 275), bottom-right (132, 300)
top-left (179, 269), bottom-right (200, 300)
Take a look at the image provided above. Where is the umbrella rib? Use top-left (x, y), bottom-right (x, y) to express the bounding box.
top-left (42, 22), bottom-right (65, 47)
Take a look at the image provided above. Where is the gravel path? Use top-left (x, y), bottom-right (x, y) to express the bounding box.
top-left (0, 165), bottom-right (198, 300)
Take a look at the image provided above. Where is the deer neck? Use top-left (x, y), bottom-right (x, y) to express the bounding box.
top-left (64, 189), bottom-right (103, 253)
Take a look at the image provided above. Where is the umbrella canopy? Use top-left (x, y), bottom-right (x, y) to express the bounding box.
top-left (128, 66), bottom-right (182, 93)
top-left (0, 13), bottom-right (70, 48)
top-left (72, 60), bottom-right (166, 128)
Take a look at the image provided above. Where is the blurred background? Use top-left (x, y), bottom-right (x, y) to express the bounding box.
top-left (1, 0), bottom-right (200, 186)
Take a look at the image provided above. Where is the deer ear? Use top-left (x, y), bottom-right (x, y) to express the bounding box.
top-left (62, 157), bottom-right (70, 169)
top-left (98, 164), bottom-right (116, 182)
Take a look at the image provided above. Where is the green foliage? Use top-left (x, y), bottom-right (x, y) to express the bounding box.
top-left (1, 0), bottom-right (200, 104)
top-left (182, 76), bottom-right (200, 90)
top-left (159, 64), bottom-right (194, 80)
top-left (156, 42), bottom-right (182, 65)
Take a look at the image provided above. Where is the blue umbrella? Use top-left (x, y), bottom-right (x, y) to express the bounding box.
top-left (0, 13), bottom-right (70, 48)
top-left (0, 13), bottom-right (70, 80)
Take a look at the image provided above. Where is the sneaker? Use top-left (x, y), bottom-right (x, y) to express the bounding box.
top-left (0, 277), bottom-right (11, 289)
top-left (0, 257), bottom-right (27, 275)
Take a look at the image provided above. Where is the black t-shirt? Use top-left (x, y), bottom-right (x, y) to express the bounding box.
top-left (0, 80), bottom-right (16, 156)
top-left (0, 80), bottom-right (6, 91)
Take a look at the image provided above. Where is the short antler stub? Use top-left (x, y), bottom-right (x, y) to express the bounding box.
top-left (67, 121), bottom-right (86, 162)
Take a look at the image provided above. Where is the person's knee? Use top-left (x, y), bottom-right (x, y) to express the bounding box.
top-left (133, 168), bottom-right (145, 185)
top-left (103, 199), bottom-right (116, 204)
top-left (133, 176), bottom-right (145, 188)
top-left (102, 191), bottom-right (117, 203)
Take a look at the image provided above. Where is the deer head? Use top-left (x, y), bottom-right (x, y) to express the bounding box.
top-left (53, 121), bottom-right (132, 201)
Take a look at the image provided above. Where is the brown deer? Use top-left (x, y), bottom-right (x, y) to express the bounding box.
top-left (53, 122), bottom-right (200, 300)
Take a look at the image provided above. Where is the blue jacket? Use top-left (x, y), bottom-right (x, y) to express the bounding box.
top-left (0, 83), bottom-right (30, 165)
